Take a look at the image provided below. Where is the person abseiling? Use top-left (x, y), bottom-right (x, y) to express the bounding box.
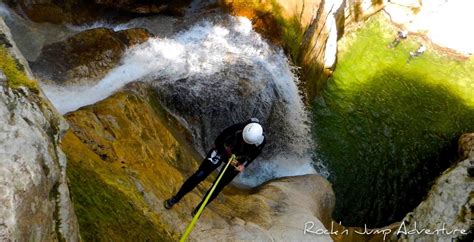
top-left (164, 118), bottom-right (266, 216)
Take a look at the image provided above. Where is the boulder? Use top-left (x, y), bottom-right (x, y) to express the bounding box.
top-left (30, 27), bottom-right (152, 85)
top-left (62, 83), bottom-right (335, 241)
top-left (392, 133), bottom-right (474, 242)
top-left (0, 17), bottom-right (80, 241)
top-left (116, 28), bottom-right (153, 46)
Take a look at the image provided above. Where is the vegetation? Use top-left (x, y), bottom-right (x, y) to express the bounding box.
top-left (313, 15), bottom-right (474, 227)
top-left (0, 46), bottom-right (38, 91)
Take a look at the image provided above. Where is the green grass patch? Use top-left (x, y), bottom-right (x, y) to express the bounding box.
top-left (313, 15), bottom-right (474, 227)
top-left (0, 46), bottom-right (38, 91)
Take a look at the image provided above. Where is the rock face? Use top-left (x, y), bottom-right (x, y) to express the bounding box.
top-left (62, 83), bottom-right (335, 241)
top-left (4, 0), bottom-right (109, 24)
top-left (393, 133), bottom-right (474, 242)
top-left (30, 27), bottom-right (152, 85)
top-left (94, 0), bottom-right (193, 15)
top-left (0, 17), bottom-right (80, 241)
top-left (344, 0), bottom-right (386, 23)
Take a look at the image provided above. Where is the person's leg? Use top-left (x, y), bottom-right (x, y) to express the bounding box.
top-left (193, 167), bottom-right (240, 212)
top-left (173, 162), bottom-right (216, 201)
top-left (165, 149), bottom-right (222, 209)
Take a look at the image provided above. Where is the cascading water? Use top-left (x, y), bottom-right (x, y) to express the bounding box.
top-left (2, 4), bottom-right (327, 186)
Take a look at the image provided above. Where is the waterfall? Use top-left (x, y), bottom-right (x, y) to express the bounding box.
top-left (3, 7), bottom-right (326, 186)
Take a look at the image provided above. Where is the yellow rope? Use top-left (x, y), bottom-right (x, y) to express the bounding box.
top-left (179, 154), bottom-right (236, 242)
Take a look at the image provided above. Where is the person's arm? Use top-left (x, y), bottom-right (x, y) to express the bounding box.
top-left (214, 123), bottom-right (244, 153)
top-left (243, 138), bottom-right (266, 168)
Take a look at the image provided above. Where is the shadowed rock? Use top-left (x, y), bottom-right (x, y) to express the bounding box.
top-left (4, 0), bottom-right (192, 24)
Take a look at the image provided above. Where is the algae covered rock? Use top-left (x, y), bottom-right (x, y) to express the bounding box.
top-left (116, 28), bottom-right (153, 46)
top-left (62, 83), bottom-right (335, 241)
top-left (31, 27), bottom-right (152, 85)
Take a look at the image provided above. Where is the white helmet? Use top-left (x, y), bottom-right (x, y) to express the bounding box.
top-left (243, 123), bottom-right (264, 145)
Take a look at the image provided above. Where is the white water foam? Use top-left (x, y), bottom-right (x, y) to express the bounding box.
top-left (41, 16), bottom-right (320, 186)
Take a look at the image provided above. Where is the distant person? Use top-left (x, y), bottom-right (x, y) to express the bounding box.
top-left (408, 44), bottom-right (426, 63)
top-left (389, 30), bottom-right (408, 48)
top-left (164, 118), bottom-right (266, 216)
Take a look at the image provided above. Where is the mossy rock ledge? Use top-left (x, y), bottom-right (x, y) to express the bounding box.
top-left (62, 83), bottom-right (336, 241)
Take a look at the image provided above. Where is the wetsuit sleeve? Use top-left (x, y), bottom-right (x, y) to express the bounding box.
top-left (243, 138), bottom-right (266, 168)
top-left (214, 123), bottom-right (244, 152)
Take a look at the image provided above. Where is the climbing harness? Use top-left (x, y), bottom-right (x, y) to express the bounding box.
top-left (179, 154), bottom-right (237, 241)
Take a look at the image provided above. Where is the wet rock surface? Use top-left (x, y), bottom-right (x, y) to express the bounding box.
top-left (30, 27), bottom-right (152, 85)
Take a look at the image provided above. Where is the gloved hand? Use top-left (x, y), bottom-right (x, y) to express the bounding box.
top-left (230, 158), bottom-right (245, 172)
top-left (230, 158), bottom-right (239, 167)
top-left (235, 164), bottom-right (245, 172)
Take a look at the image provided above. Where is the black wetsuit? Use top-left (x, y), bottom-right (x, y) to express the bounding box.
top-left (173, 119), bottom-right (266, 208)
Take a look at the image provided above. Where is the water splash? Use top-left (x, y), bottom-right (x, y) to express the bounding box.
top-left (41, 16), bottom-right (323, 186)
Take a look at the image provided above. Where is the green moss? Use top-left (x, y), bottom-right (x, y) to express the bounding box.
top-left (67, 159), bottom-right (170, 241)
top-left (50, 182), bottom-right (65, 242)
top-left (0, 46), bottom-right (38, 91)
top-left (313, 15), bottom-right (474, 227)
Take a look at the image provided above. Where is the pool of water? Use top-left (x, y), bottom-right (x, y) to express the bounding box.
top-left (313, 15), bottom-right (474, 227)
